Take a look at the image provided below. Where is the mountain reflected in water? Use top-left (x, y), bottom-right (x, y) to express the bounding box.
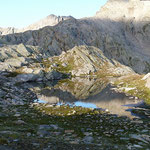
top-left (29, 77), bottom-right (143, 118)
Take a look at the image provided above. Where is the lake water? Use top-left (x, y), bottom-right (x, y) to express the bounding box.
top-left (30, 77), bottom-right (145, 118)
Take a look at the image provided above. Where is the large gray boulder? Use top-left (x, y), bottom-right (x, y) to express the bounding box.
top-left (14, 74), bottom-right (37, 83)
top-left (0, 89), bottom-right (6, 98)
top-left (45, 70), bottom-right (65, 80)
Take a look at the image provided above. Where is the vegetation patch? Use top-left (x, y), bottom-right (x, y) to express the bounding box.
top-left (0, 103), bottom-right (149, 149)
top-left (114, 74), bottom-right (150, 105)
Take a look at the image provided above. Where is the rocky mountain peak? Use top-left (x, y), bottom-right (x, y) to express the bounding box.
top-left (20, 14), bottom-right (73, 32)
top-left (0, 15), bottom-right (74, 35)
top-left (95, 0), bottom-right (150, 21)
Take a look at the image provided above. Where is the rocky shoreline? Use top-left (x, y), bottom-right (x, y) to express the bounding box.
top-left (0, 71), bottom-right (150, 149)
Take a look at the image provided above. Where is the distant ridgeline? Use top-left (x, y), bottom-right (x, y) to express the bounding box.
top-left (0, 15), bottom-right (73, 35)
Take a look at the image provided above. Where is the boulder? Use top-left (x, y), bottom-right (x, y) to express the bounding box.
top-left (142, 73), bottom-right (150, 80)
top-left (22, 67), bottom-right (34, 74)
top-left (14, 74), bottom-right (37, 83)
top-left (0, 90), bottom-right (6, 98)
top-left (5, 57), bottom-right (27, 68)
top-left (16, 44), bottom-right (31, 57)
top-left (142, 73), bottom-right (150, 88)
top-left (45, 70), bottom-right (64, 80)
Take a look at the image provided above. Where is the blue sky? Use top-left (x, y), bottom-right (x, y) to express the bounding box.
top-left (0, 0), bottom-right (107, 28)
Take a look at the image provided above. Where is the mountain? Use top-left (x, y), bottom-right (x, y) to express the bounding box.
top-left (1, 0), bottom-right (150, 73)
top-left (0, 15), bottom-right (73, 35)
top-left (19, 14), bottom-right (74, 32)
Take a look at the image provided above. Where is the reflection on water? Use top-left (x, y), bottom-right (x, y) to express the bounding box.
top-left (29, 77), bottom-right (144, 118)
top-left (74, 102), bottom-right (97, 109)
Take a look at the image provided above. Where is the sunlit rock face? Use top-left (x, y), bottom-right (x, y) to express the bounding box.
top-left (50, 45), bottom-right (134, 77)
top-left (95, 0), bottom-right (148, 20)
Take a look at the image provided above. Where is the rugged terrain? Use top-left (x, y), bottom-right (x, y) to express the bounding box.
top-left (0, 44), bottom-right (134, 83)
top-left (0, 0), bottom-right (150, 149)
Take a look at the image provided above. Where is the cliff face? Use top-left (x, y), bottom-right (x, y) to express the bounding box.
top-left (1, 0), bottom-right (150, 73)
top-left (94, 0), bottom-right (150, 73)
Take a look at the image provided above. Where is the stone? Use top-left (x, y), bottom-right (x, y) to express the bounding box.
top-left (14, 113), bottom-right (21, 117)
top-left (16, 44), bottom-right (30, 57)
top-left (5, 58), bottom-right (24, 68)
top-left (15, 120), bottom-right (26, 125)
top-left (0, 90), bottom-right (6, 98)
top-left (142, 73), bottom-right (150, 89)
top-left (65, 130), bottom-right (74, 133)
top-left (49, 124), bottom-right (59, 130)
top-left (142, 73), bottom-right (150, 80)
top-left (51, 63), bottom-right (58, 68)
top-left (45, 70), bottom-right (63, 80)
top-left (62, 63), bottom-right (67, 67)
top-left (130, 134), bottom-right (150, 144)
top-left (83, 136), bottom-right (94, 144)
top-left (0, 146), bottom-right (13, 150)
top-left (37, 130), bottom-right (50, 137)
top-left (55, 46), bottom-right (134, 77)
top-left (84, 132), bottom-right (93, 136)
top-left (133, 145), bottom-right (143, 148)
top-left (14, 74), bottom-right (36, 83)
top-left (22, 67), bottom-right (33, 74)
top-left (39, 125), bottom-right (51, 130)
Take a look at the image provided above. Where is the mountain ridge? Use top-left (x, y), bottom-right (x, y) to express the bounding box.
top-left (0, 15), bottom-right (73, 35)
top-left (1, 0), bottom-right (150, 73)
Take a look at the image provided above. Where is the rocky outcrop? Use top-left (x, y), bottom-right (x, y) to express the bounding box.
top-left (0, 43), bottom-right (68, 82)
top-left (0, 43), bottom-right (134, 83)
top-left (48, 45), bottom-right (134, 76)
top-left (0, 43), bottom-right (43, 71)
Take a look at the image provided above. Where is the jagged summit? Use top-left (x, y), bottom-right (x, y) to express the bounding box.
top-left (20, 15), bottom-right (74, 32)
top-left (0, 15), bottom-right (73, 35)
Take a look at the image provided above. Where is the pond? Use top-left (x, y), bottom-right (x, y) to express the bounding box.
top-left (30, 77), bottom-right (145, 119)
